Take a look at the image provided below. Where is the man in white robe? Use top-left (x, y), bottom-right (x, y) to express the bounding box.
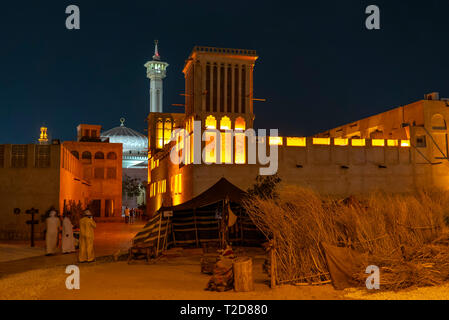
top-left (45, 210), bottom-right (60, 255)
top-left (62, 213), bottom-right (75, 254)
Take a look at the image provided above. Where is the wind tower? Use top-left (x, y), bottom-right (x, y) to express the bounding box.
top-left (144, 40), bottom-right (169, 113)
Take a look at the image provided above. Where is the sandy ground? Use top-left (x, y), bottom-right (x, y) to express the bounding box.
top-left (1, 222), bottom-right (447, 300)
top-left (0, 222), bottom-right (145, 278)
top-left (1, 252), bottom-right (448, 300)
top-left (0, 243), bottom-right (46, 263)
top-left (344, 285), bottom-right (449, 300)
top-left (0, 254), bottom-right (344, 300)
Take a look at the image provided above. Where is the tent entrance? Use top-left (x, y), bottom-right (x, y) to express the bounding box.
top-left (133, 178), bottom-right (265, 252)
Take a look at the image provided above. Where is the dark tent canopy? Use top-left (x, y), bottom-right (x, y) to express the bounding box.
top-left (159, 178), bottom-right (246, 212)
top-left (133, 178), bottom-right (264, 251)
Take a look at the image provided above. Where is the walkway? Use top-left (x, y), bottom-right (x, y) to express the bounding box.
top-left (0, 221), bottom-right (144, 277)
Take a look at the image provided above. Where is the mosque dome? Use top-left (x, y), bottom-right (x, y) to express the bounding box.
top-left (101, 118), bottom-right (148, 154)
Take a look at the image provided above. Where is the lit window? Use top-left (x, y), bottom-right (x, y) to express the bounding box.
top-left (173, 174), bottom-right (183, 195)
top-left (313, 138), bottom-right (331, 145)
top-left (205, 115), bottom-right (217, 129)
top-left (235, 117), bottom-right (246, 131)
top-left (334, 138), bottom-right (348, 146)
top-left (205, 132), bottom-right (217, 163)
top-left (164, 119), bottom-right (172, 146)
top-left (190, 133), bottom-right (194, 164)
top-left (156, 119), bottom-right (163, 149)
top-left (372, 139), bottom-right (385, 147)
top-left (401, 140), bottom-right (411, 147)
top-left (387, 140), bottom-right (398, 147)
top-left (351, 139), bottom-right (366, 147)
top-left (286, 137), bottom-right (306, 147)
top-left (221, 131), bottom-right (233, 164)
top-left (235, 133), bottom-right (246, 164)
top-left (220, 116), bottom-right (232, 130)
top-left (269, 137), bottom-right (283, 145)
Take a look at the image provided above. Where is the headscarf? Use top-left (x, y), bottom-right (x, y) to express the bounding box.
top-left (83, 209), bottom-right (93, 217)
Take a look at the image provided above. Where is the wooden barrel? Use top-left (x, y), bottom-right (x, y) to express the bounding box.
top-left (233, 257), bottom-right (254, 292)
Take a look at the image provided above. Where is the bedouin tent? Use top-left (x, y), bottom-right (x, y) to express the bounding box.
top-left (133, 178), bottom-right (264, 255)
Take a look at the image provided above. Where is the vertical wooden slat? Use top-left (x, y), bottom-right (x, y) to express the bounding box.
top-left (156, 213), bottom-right (162, 256)
top-left (193, 207), bottom-right (199, 248)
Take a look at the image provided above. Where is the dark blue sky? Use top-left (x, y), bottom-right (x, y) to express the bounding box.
top-left (0, 0), bottom-right (448, 144)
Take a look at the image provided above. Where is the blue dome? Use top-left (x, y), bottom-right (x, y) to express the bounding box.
top-left (101, 119), bottom-right (148, 154)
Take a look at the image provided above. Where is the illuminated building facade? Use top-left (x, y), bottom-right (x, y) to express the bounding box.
top-left (145, 46), bottom-right (449, 216)
top-left (0, 143), bottom-right (90, 239)
top-left (63, 124), bottom-right (123, 218)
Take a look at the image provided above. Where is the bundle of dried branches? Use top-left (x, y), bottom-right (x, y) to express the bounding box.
top-left (243, 186), bottom-right (449, 290)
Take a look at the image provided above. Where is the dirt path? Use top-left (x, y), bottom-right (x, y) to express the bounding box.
top-left (0, 255), bottom-right (344, 300)
top-left (0, 222), bottom-right (144, 277)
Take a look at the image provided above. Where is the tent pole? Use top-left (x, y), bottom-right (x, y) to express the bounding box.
top-left (172, 218), bottom-right (176, 247)
top-left (240, 208), bottom-right (244, 246)
top-left (194, 207), bottom-right (199, 248)
top-left (162, 217), bottom-right (169, 251)
top-left (156, 213), bottom-right (162, 256)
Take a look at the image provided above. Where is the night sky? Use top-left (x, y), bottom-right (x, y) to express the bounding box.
top-left (1, 0), bottom-right (448, 144)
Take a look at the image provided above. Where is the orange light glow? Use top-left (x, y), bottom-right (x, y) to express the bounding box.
top-left (387, 140), bottom-right (398, 147)
top-left (174, 174), bottom-right (182, 195)
top-left (269, 137), bottom-right (283, 145)
top-left (351, 139), bottom-right (366, 147)
top-left (205, 132), bottom-right (216, 163)
top-left (286, 137), bottom-right (306, 147)
top-left (334, 138), bottom-right (348, 146)
top-left (156, 119), bottom-right (163, 149)
top-left (220, 116), bottom-right (232, 130)
top-left (401, 140), bottom-right (411, 147)
top-left (221, 132), bottom-right (233, 163)
top-left (372, 139), bottom-right (385, 147)
top-left (39, 127), bottom-right (48, 143)
top-left (205, 115), bottom-right (217, 129)
top-left (235, 133), bottom-right (246, 164)
top-left (235, 117), bottom-right (246, 131)
top-left (313, 138), bottom-right (331, 145)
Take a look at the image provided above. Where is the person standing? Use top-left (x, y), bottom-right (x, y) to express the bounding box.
top-left (62, 213), bottom-right (75, 254)
top-left (130, 208), bottom-right (134, 224)
top-left (124, 207), bottom-right (130, 224)
top-left (79, 209), bottom-right (96, 263)
top-left (45, 209), bottom-right (60, 256)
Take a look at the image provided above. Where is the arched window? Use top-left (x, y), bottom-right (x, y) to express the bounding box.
top-left (71, 151), bottom-right (79, 159)
top-left (82, 151), bottom-right (92, 160)
top-left (220, 116), bottom-right (231, 130)
top-left (164, 119), bottom-right (172, 146)
top-left (95, 152), bottom-right (104, 159)
top-left (205, 115), bottom-right (217, 129)
top-left (431, 114), bottom-right (447, 130)
top-left (107, 152), bottom-right (117, 160)
top-left (235, 117), bottom-right (246, 131)
top-left (156, 119), bottom-right (163, 149)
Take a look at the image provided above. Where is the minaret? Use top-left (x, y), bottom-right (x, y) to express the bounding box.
top-left (144, 40), bottom-right (169, 113)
